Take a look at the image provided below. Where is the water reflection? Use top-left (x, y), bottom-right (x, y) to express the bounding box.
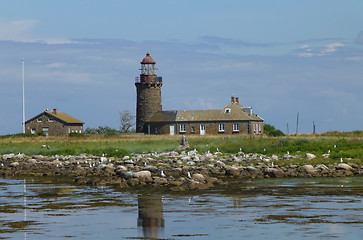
top-left (137, 194), bottom-right (165, 238)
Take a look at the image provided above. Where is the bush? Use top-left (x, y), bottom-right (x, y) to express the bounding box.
top-left (84, 126), bottom-right (120, 135)
top-left (68, 132), bottom-right (85, 137)
top-left (264, 124), bottom-right (285, 137)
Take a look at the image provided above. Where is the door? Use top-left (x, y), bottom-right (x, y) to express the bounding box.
top-left (200, 124), bottom-right (206, 135)
top-left (169, 125), bottom-right (175, 135)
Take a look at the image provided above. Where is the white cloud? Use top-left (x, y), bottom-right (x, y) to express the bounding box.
top-left (345, 56), bottom-right (363, 61)
top-left (46, 62), bottom-right (67, 68)
top-left (0, 18), bottom-right (77, 44)
top-left (297, 42), bottom-right (344, 57)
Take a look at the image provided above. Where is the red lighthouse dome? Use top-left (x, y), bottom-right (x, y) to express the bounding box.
top-left (141, 52), bottom-right (156, 64)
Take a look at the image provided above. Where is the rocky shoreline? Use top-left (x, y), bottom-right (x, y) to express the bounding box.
top-left (1, 150), bottom-right (361, 191)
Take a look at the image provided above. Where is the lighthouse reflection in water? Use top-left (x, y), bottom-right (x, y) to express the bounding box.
top-left (137, 194), bottom-right (165, 238)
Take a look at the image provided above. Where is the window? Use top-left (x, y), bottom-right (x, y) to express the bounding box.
top-left (155, 127), bottom-right (158, 134)
top-left (31, 128), bottom-right (36, 134)
top-left (37, 118), bottom-right (43, 122)
top-left (191, 126), bottom-right (195, 133)
top-left (225, 108), bottom-right (231, 113)
top-left (180, 124), bottom-right (186, 133)
top-left (233, 123), bottom-right (239, 132)
top-left (48, 118), bottom-right (54, 122)
top-left (42, 127), bottom-right (49, 136)
top-left (219, 123), bottom-right (225, 132)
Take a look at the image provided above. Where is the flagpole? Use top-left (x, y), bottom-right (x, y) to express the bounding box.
top-left (22, 58), bottom-right (25, 133)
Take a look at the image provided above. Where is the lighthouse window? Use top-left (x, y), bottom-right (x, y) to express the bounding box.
top-left (180, 124), bottom-right (186, 133)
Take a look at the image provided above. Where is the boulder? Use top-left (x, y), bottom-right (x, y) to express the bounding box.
top-left (120, 171), bottom-right (135, 180)
top-left (336, 163), bottom-right (353, 171)
top-left (3, 154), bottom-right (15, 160)
top-left (10, 162), bottom-right (20, 167)
top-left (301, 165), bottom-right (316, 174)
top-left (134, 170), bottom-right (152, 182)
top-left (214, 161), bottom-right (226, 168)
top-left (192, 173), bottom-right (205, 182)
top-left (305, 153), bottom-right (316, 160)
top-left (225, 167), bottom-right (240, 176)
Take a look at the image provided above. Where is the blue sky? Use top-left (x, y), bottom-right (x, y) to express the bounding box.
top-left (1, 0), bottom-right (363, 135)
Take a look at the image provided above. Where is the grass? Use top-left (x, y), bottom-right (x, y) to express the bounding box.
top-left (0, 133), bottom-right (362, 161)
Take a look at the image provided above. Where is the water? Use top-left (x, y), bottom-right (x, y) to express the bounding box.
top-left (0, 177), bottom-right (362, 239)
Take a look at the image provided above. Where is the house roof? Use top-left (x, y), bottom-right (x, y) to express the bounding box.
top-left (45, 111), bottom-right (84, 124)
top-left (25, 110), bottom-right (84, 124)
top-left (147, 101), bottom-right (263, 123)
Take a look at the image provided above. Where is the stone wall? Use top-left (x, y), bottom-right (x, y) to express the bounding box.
top-left (25, 112), bottom-right (83, 136)
top-left (135, 82), bottom-right (162, 133)
top-left (147, 121), bottom-right (263, 135)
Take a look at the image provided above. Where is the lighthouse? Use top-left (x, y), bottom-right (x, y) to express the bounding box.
top-left (135, 53), bottom-right (163, 133)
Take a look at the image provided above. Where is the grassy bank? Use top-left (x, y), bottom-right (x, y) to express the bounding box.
top-left (0, 133), bottom-right (362, 161)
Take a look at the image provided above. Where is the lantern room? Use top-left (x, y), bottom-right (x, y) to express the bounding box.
top-left (140, 52), bottom-right (156, 75)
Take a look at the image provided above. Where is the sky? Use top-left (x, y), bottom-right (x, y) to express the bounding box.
top-left (0, 0), bottom-right (363, 135)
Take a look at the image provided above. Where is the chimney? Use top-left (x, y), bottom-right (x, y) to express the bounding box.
top-left (236, 97), bottom-right (239, 103)
top-left (53, 108), bottom-right (57, 115)
top-left (231, 96), bottom-right (235, 102)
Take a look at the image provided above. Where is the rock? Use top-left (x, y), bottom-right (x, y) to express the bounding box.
top-left (322, 154), bottom-right (330, 159)
top-left (214, 161), bottom-right (226, 168)
top-left (3, 153), bottom-right (15, 160)
top-left (225, 167), bottom-right (240, 176)
top-left (192, 173), bottom-right (205, 182)
top-left (153, 177), bottom-right (168, 185)
top-left (120, 171), bottom-right (135, 180)
top-left (122, 156), bottom-right (130, 161)
top-left (263, 167), bottom-right (285, 178)
top-left (186, 161), bottom-right (195, 166)
top-left (10, 162), bottom-right (19, 167)
top-left (116, 165), bottom-right (127, 173)
top-left (134, 171), bottom-right (152, 182)
top-left (271, 155), bottom-right (279, 161)
top-left (301, 165), bottom-right (316, 174)
top-left (246, 166), bottom-right (257, 172)
top-left (205, 153), bottom-right (214, 160)
top-left (336, 163), bottom-right (353, 171)
top-left (305, 153), bottom-right (316, 160)
top-left (27, 159), bottom-right (37, 164)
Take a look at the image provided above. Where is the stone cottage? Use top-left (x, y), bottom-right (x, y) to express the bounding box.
top-left (25, 109), bottom-right (84, 136)
top-left (135, 53), bottom-right (263, 135)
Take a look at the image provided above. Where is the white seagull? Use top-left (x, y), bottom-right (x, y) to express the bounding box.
top-left (340, 158), bottom-right (343, 163)
top-left (187, 172), bottom-right (192, 179)
top-left (161, 170), bottom-right (166, 178)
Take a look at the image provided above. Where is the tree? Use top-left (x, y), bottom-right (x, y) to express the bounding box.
top-left (264, 124), bottom-right (285, 137)
top-left (120, 110), bottom-right (134, 133)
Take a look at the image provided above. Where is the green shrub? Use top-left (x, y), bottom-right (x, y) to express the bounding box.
top-left (264, 124), bottom-right (285, 136)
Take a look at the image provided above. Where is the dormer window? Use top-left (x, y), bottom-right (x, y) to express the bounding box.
top-left (37, 118), bottom-right (43, 122)
top-left (48, 118), bottom-right (54, 122)
top-left (225, 108), bottom-right (231, 113)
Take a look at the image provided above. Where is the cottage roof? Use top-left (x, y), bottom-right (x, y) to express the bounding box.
top-left (25, 110), bottom-right (84, 124)
top-left (147, 101), bottom-right (263, 123)
top-left (45, 111), bottom-right (84, 124)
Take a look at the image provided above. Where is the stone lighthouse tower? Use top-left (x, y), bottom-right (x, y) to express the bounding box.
top-left (135, 53), bottom-right (163, 133)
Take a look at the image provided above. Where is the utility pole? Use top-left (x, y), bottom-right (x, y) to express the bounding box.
top-left (313, 121), bottom-right (316, 134)
top-left (22, 58), bottom-right (25, 133)
top-left (295, 112), bottom-right (299, 135)
top-left (286, 122), bottom-right (289, 134)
